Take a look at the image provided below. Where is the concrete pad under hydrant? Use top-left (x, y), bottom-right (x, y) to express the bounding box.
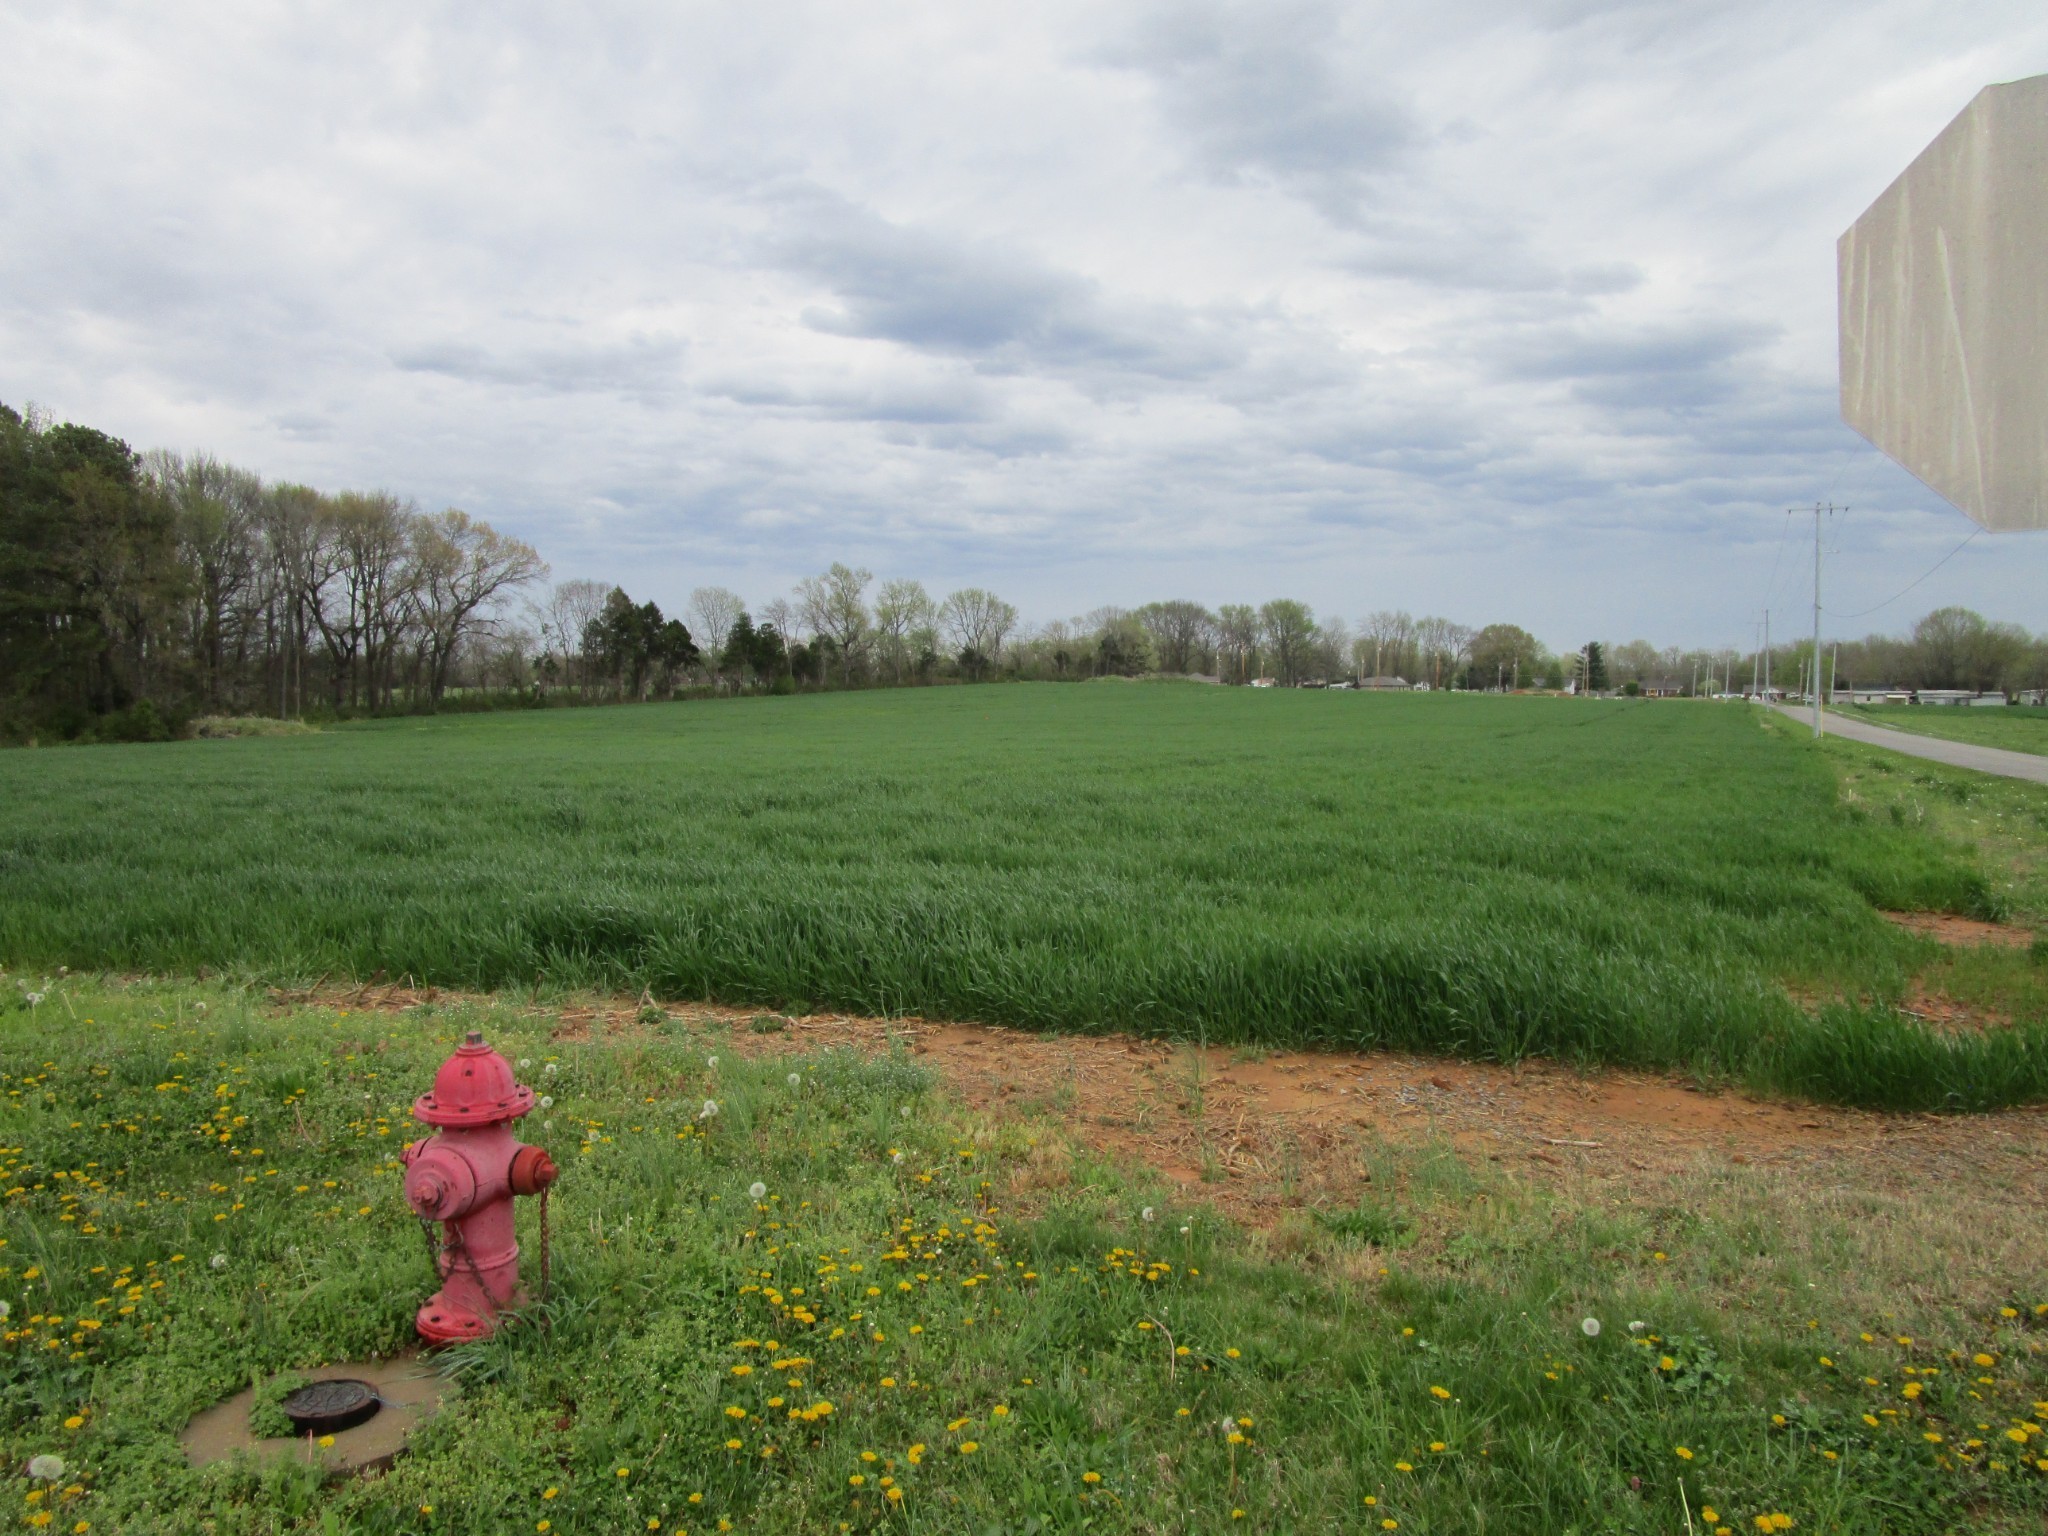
top-left (180, 1352), bottom-right (453, 1474)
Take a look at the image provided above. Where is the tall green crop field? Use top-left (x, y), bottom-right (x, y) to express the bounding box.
top-left (0, 686), bottom-right (2031, 1108)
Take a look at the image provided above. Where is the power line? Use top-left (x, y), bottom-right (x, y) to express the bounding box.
top-left (1831, 526), bottom-right (1984, 620)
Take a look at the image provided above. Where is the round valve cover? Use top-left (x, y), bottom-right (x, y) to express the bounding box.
top-left (280, 1378), bottom-right (381, 1435)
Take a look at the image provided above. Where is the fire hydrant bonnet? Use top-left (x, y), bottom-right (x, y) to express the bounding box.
top-left (413, 1030), bottom-right (536, 1126)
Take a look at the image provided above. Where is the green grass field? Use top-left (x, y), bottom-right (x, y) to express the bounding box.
top-left (5, 977), bottom-right (2045, 1536)
top-left (1837, 704), bottom-right (2048, 757)
top-left (0, 686), bottom-right (2037, 1109)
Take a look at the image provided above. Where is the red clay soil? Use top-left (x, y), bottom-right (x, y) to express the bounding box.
top-left (769, 1018), bottom-right (2048, 1229)
top-left (282, 983), bottom-right (2048, 1229)
top-left (1883, 910), bottom-right (2035, 948)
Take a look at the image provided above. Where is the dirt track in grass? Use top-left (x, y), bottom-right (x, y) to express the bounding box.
top-left (288, 980), bottom-right (2048, 1236)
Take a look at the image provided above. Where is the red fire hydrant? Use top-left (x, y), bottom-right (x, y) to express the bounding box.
top-left (400, 1030), bottom-right (558, 1344)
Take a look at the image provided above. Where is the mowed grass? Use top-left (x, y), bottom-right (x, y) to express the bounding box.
top-left (1837, 704), bottom-right (2048, 757)
top-left (0, 686), bottom-right (2035, 1109)
top-left (7, 976), bottom-right (2048, 1536)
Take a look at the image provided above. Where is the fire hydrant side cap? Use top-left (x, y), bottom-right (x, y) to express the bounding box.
top-left (413, 1031), bottom-right (536, 1126)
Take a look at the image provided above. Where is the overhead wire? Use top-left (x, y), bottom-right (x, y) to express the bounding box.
top-left (1829, 525), bottom-right (1983, 620)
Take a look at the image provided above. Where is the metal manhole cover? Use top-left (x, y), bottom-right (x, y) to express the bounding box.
top-left (279, 1379), bottom-right (381, 1435)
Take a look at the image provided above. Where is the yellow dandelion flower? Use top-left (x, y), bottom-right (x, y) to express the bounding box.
top-left (1674, 1446), bottom-right (1693, 1460)
top-left (1429, 1385), bottom-right (1450, 1399)
top-left (1081, 1471), bottom-right (1101, 1484)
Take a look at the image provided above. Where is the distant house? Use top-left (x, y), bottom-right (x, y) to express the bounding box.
top-left (2020, 690), bottom-right (2046, 707)
top-left (1358, 675), bottom-right (1409, 690)
top-left (1916, 689), bottom-right (1979, 706)
top-left (1833, 686), bottom-right (1909, 705)
top-left (1249, 677), bottom-right (1277, 689)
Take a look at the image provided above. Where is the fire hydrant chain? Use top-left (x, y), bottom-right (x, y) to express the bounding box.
top-left (538, 1183), bottom-right (552, 1308)
top-left (416, 1214), bottom-right (441, 1281)
top-left (398, 1030), bottom-right (558, 1344)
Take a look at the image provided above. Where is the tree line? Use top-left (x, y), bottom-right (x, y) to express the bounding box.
top-left (11, 399), bottom-right (2048, 742)
top-left (2, 403), bottom-right (543, 740)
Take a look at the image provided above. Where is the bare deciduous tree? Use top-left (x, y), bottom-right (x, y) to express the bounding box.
top-left (1136, 600), bottom-right (1215, 675)
top-left (537, 579), bottom-right (610, 695)
top-left (688, 587), bottom-right (746, 666)
top-left (1215, 604), bottom-right (1259, 684)
top-left (408, 510), bottom-right (548, 702)
top-left (940, 588), bottom-right (1018, 679)
top-left (797, 563), bottom-right (873, 684)
top-left (873, 578), bottom-right (935, 683)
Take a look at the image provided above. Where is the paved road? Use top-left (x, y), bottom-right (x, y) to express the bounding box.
top-left (1773, 703), bottom-right (2048, 784)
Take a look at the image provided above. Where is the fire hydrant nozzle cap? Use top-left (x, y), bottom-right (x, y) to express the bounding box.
top-left (413, 1032), bottom-right (536, 1126)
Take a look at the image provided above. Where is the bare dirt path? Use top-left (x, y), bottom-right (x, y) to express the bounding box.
top-left (301, 980), bottom-right (2048, 1236)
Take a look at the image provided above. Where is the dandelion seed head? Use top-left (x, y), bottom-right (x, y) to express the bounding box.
top-left (1581, 1317), bottom-right (1602, 1337)
top-left (209, 1253), bottom-right (227, 1270)
top-left (749, 1182), bottom-right (767, 1200)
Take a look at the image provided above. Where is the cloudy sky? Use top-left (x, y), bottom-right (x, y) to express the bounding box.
top-left (4, 2), bottom-right (2045, 650)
